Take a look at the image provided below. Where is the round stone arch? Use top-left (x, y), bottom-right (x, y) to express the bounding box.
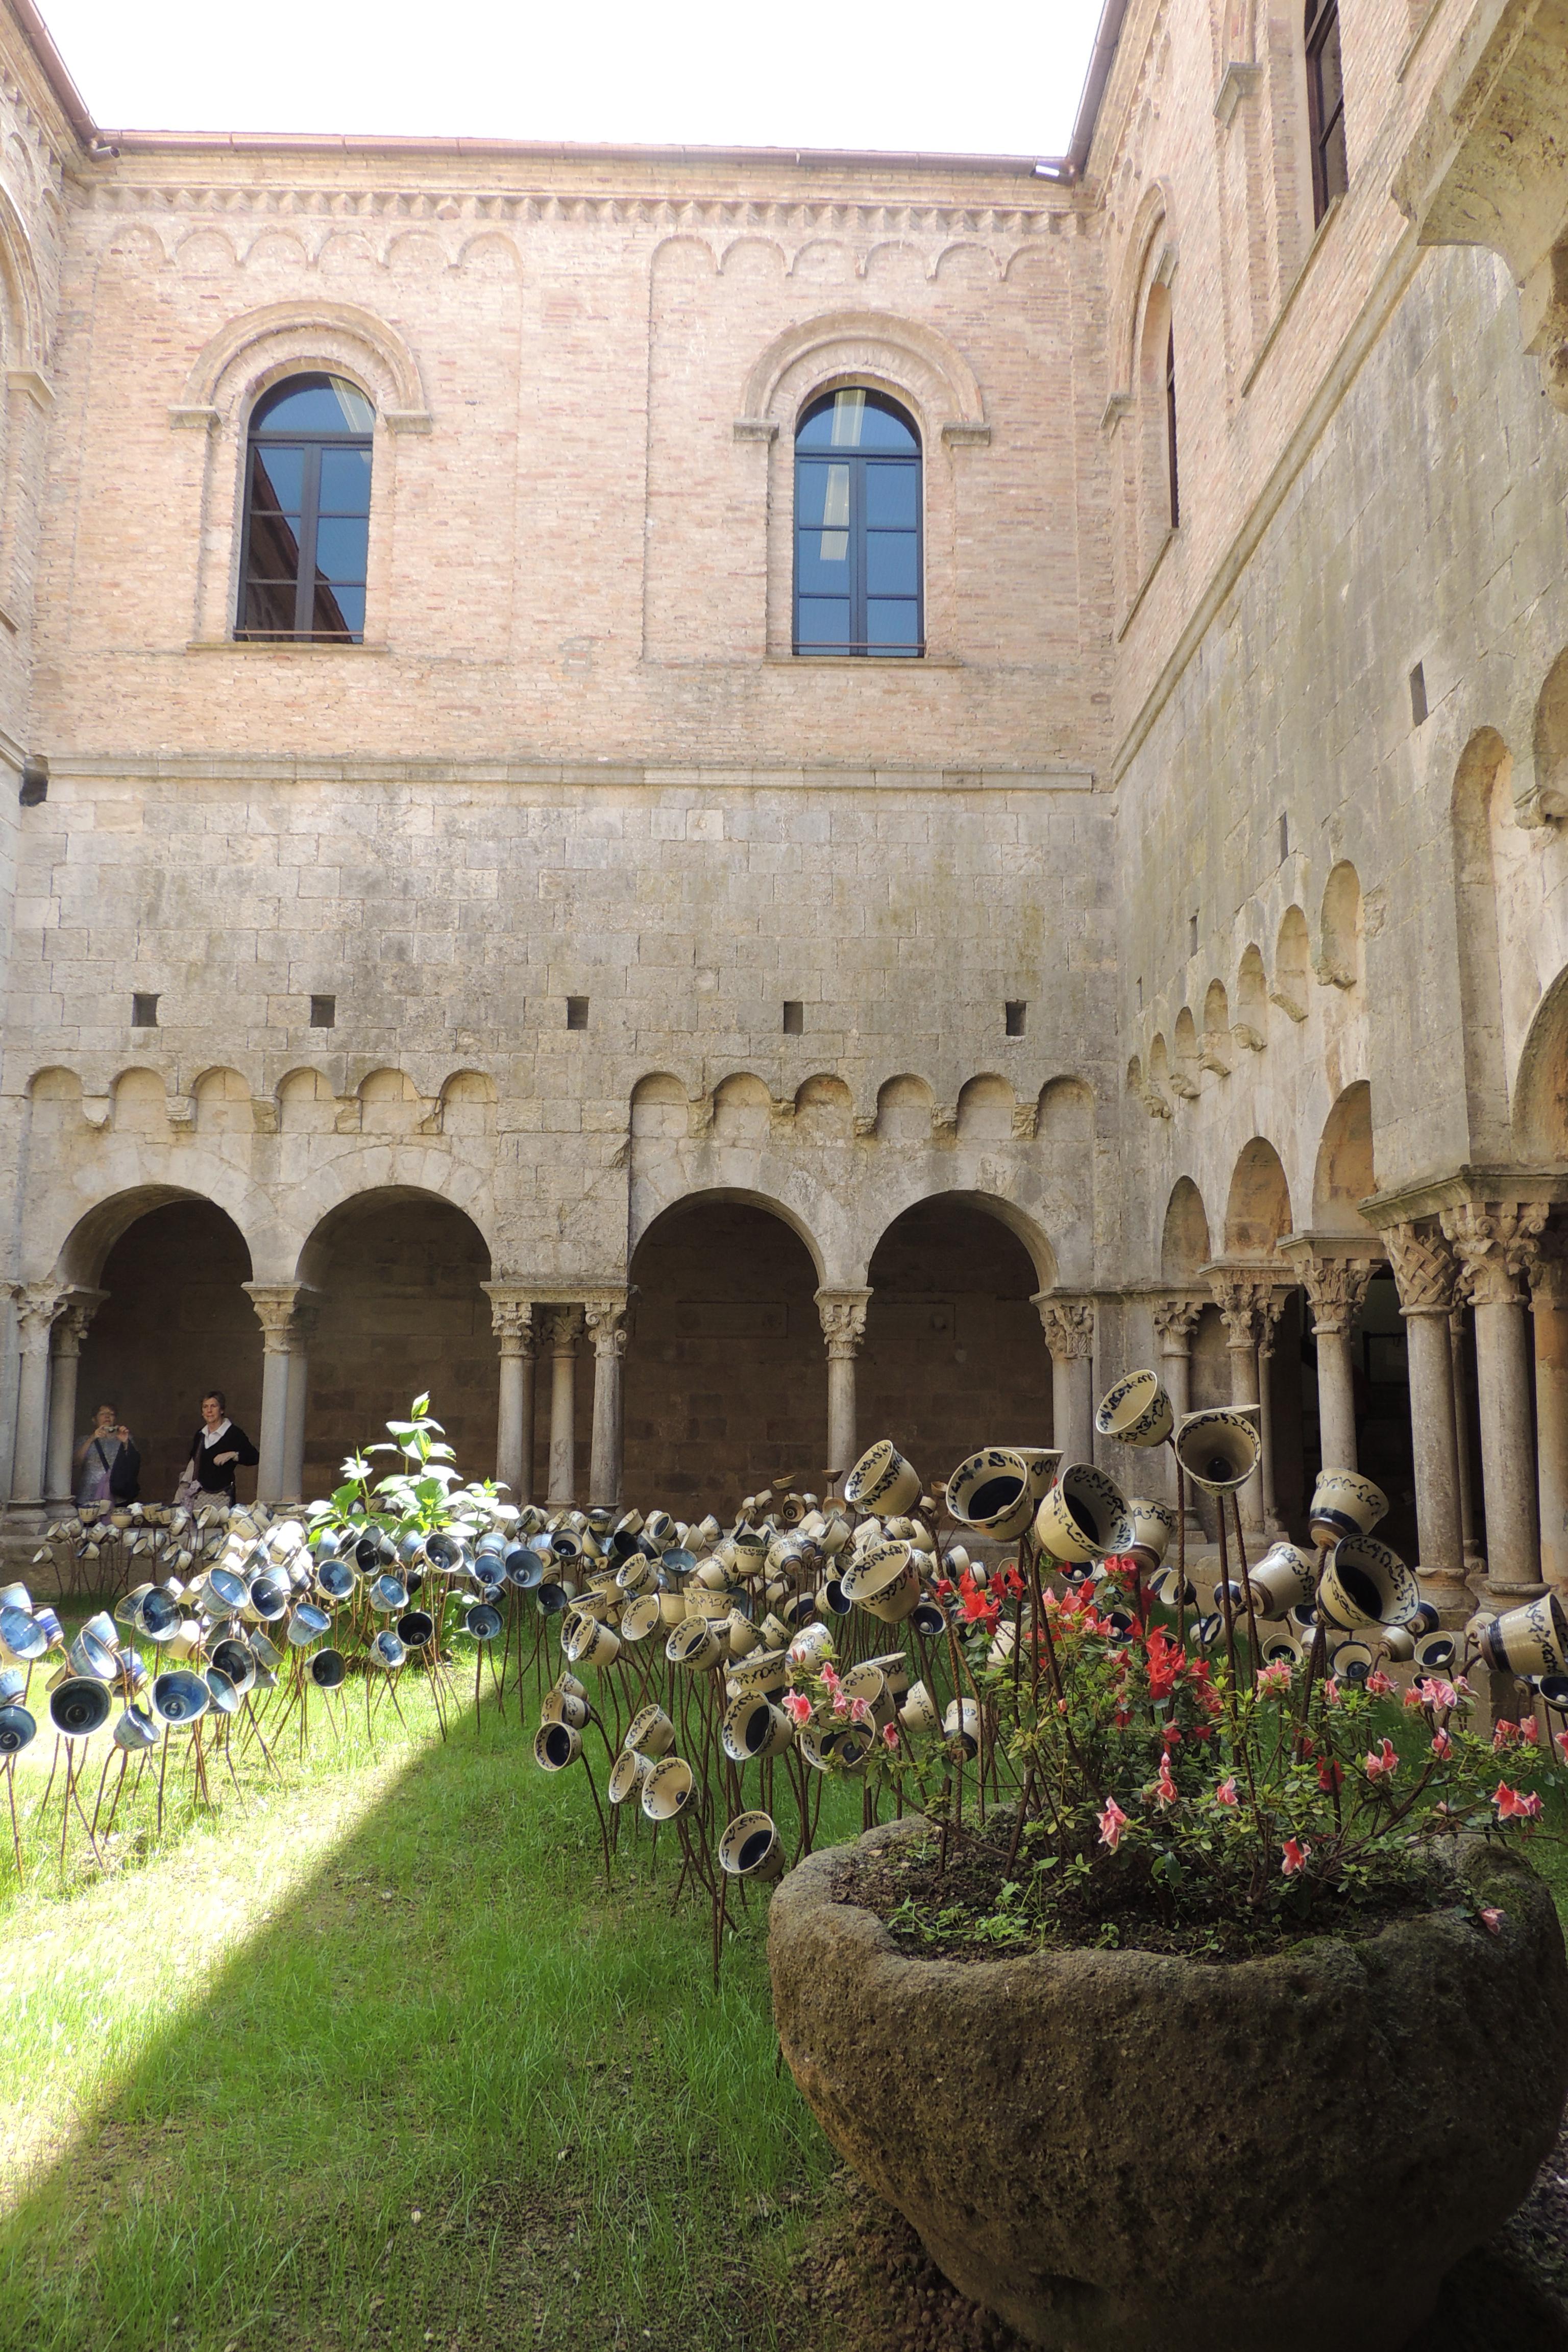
top-left (49, 1183), bottom-right (267, 1507)
top-left (739, 311), bottom-right (989, 663)
top-left (175, 301), bottom-right (431, 648)
top-left (624, 1187), bottom-right (831, 1509)
top-left (292, 1184), bottom-right (497, 1497)
top-left (285, 1153), bottom-right (500, 1288)
top-left (859, 1188), bottom-right (1057, 1479)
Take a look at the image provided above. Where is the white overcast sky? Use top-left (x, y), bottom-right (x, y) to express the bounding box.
top-left (35, 0), bottom-right (1104, 157)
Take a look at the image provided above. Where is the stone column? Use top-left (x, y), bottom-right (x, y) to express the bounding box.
top-left (1153, 1295), bottom-right (1203, 1522)
top-left (280, 1293), bottom-right (317, 1505)
top-left (815, 1288), bottom-right (872, 1494)
top-left (1530, 1230), bottom-right (1568, 1594)
top-left (1209, 1273), bottom-right (1270, 1536)
top-left (1441, 1201), bottom-right (1548, 1599)
top-left (1033, 1294), bottom-right (1094, 1464)
top-left (585, 1297), bottom-right (630, 1510)
top-left (542, 1306), bottom-right (584, 1508)
top-left (1383, 1221), bottom-right (1467, 1610)
top-left (1255, 1290), bottom-right (1287, 1539)
top-left (1296, 1250), bottom-right (1378, 1475)
top-left (7, 1283), bottom-right (66, 1508)
top-left (483, 1285), bottom-right (535, 1504)
top-left (45, 1289), bottom-right (107, 1508)
top-left (243, 1282), bottom-right (312, 1506)
top-left (1450, 1305), bottom-right (1482, 1577)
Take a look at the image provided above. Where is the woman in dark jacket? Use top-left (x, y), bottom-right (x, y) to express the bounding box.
top-left (180, 1389), bottom-right (259, 1504)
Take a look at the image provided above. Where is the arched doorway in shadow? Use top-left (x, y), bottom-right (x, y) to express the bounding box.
top-left (861, 1195), bottom-right (1050, 1491)
top-left (77, 1198), bottom-right (261, 1506)
top-left (299, 1191), bottom-right (495, 1500)
top-left (624, 1196), bottom-right (825, 1513)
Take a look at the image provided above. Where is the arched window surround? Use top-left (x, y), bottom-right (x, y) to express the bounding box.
top-left (737, 314), bottom-right (988, 664)
top-left (168, 304), bottom-right (430, 651)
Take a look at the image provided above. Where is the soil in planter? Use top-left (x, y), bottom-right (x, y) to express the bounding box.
top-left (845, 1821), bottom-right (1465, 1964)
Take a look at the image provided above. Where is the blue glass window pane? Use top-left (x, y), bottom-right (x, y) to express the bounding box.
top-left (250, 445), bottom-right (304, 516)
top-left (867, 600), bottom-right (921, 646)
top-left (317, 447), bottom-right (372, 512)
top-left (866, 532), bottom-right (919, 597)
top-left (796, 387), bottom-right (918, 453)
top-left (314, 582), bottom-right (365, 635)
top-left (795, 460), bottom-right (849, 529)
top-left (797, 598), bottom-right (852, 645)
top-left (313, 516), bottom-right (370, 584)
top-left (865, 463), bottom-right (918, 526)
top-left (254, 373), bottom-right (374, 435)
top-left (796, 531), bottom-right (852, 594)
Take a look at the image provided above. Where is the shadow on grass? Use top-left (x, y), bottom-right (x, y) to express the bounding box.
top-left (0, 1707), bottom-right (840, 2352)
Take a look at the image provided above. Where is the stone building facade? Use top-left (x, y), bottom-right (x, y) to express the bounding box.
top-left (0, 0), bottom-right (1565, 1605)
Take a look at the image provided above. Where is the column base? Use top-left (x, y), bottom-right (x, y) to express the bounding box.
top-left (1414, 1568), bottom-right (1475, 1626)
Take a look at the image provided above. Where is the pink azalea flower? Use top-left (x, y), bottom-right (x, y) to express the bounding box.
top-left (1153, 1757), bottom-right (1179, 1809)
top-left (1493, 1781), bottom-right (1543, 1821)
top-left (1365, 1670), bottom-right (1395, 1698)
top-left (1097, 1797), bottom-right (1130, 1853)
top-left (1493, 1720), bottom-right (1521, 1753)
top-left (782, 1689), bottom-right (814, 1727)
top-left (831, 1690), bottom-right (851, 1718)
top-left (1281, 1838), bottom-right (1310, 1877)
top-left (1480, 1907), bottom-right (1505, 1936)
top-left (1520, 1718), bottom-right (1540, 1746)
top-left (1403, 1682), bottom-right (1426, 1712)
top-left (1416, 1677), bottom-right (1458, 1711)
top-left (849, 1695), bottom-right (872, 1725)
top-left (1324, 1678), bottom-right (1342, 1707)
top-left (1364, 1738), bottom-right (1398, 1783)
top-left (1214, 1776), bottom-right (1239, 1807)
top-left (820, 1664), bottom-right (842, 1694)
top-left (1556, 1728), bottom-right (1568, 1766)
top-left (1431, 1728), bottom-right (1453, 1760)
top-left (882, 1722), bottom-right (900, 1750)
top-left (1256, 1661), bottom-right (1292, 1698)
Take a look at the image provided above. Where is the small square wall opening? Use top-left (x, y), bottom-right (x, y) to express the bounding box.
top-left (782, 999), bottom-right (804, 1035)
top-left (131, 992), bottom-right (159, 1027)
top-left (309, 994), bottom-right (336, 1029)
top-left (1004, 1000), bottom-right (1027, 1038)
top-left (1409, 663), bottom-right (1428, 727)
top-left (567, 996), bottom-right (590, 1031)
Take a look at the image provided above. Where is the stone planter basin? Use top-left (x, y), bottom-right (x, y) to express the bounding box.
top-left (769, 1822), bottom-right (1568, 2352)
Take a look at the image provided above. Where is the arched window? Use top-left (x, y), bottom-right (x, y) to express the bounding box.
top-left (1305, 0), bottom-right (1348, 225)
top-left (237, 373), bottom-right (374, 642)
top-left (793, 387), bottom-right (922, 658)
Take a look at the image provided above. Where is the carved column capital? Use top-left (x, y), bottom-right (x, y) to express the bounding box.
top-left (242, 1281), bottom-right (318, 1353)
top-left (583, 1297), bottom-right (630, 1360)
top-left (815, 1287), bottom-right (872, 1361)
top-left (1207, 1270), bottom-right (1274, 1350)
top-left (541, 1304), bottom-right (586, 1355)
top-left (1295, 1250), bottom-right (1379, 1337)
top-left (53, 1287), bottom-right (108, 1358)
top-left (8, 1281), bottom-right (68, 1354)
top-left (1528, 1222), bottom-right (1568, 1307)
top-left (482, 1283), bottom-right (536, 1356)
top-left (1151, 1295), bottom-right (1204, 1351)
top-left (1440, 1199), bottom-right (1549, 1307)
top-left (1033, 1292), bottom-right (1094, 1358)
top-left (1383, 1219), bottom-right (1457, 1316)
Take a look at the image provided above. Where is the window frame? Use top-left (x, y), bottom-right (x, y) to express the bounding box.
top-left (235, 374), bottom-right (374, 645)
top-left (791, 386), bottom-right (924, 660)
top-left (1304, 0), bottom-right (1348, 227)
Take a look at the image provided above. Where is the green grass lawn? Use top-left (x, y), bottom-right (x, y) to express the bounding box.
top-left (8, 1602), bottom-right (1568, 2352)
top-left (0, 1613), bottom-right (857, 2352)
